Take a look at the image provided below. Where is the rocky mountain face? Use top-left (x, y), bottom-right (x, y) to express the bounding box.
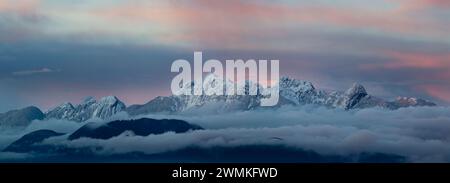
top-left (127, 75), bottom-right (436, 115)
top-left (45, 96), bottom-right (126, 122)
top-left (0, 106), bottom-right (44, 127)
top-left (127, 75), bottom-right (265, 115)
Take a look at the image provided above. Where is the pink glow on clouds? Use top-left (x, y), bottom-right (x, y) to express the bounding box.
top-left (360, 51), bottom-right (450, 103)
top-left (418, 0), bottom-right (450, 6)
top-left (0, 0), bottom-right (39, 14)
top-left (1, 0), bottom-right (448, 49)
top-left (19, 84), bottom-right (169, 111)
top-left (92, 0), bottom-right (287, 49)
top-left (386, 51), bottom-right (450, 69)
top-left (1, 0), bottom-right (449, 106)
top-left (360, 51), bottom-right (450, 70)
top-left (393, 0), bottom-right (450, 11)
top-left (88, 0), bottom-right (449, 49)
top-left (418, 85), bottom-right (450, 103)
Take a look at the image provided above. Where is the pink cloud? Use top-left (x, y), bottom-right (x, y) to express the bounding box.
top-left (385, 51), bottom-right (450, 69)
top-left (361, 51), bottom-right (450, 70)
top-left (92, 0), bottom-right (287, 48)
top-left (393, 0), bottom-right (450, 10)
top-left (18, 80), bottom-right (170, 110)
top-left (89, 0), bottom-right (448, 49)
top-left (0, 0), bottom-right (40, 14)
top-left (360, 50), bottom-right (450, 103)
top-left (418, 85), bottom-right (450, 103)
top-left (417, 0), bottom-right (450, 6)
top-left (2, 0), bottom-right (448, 50)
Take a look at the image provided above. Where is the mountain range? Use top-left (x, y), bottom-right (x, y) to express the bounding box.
top-left (3, 118), bottom-right (202, 154)
top-left (126, 75), bottom-right (436, 116)
top-left (0, 76), bottom-right (436, 127)
top-left (45, 96), bottom-right (126, 122)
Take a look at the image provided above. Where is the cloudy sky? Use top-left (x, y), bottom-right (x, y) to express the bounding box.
top-left (0, 0), bottom-right (449, 112)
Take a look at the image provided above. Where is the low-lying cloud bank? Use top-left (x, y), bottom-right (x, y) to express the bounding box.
top-left (0, 119), bottom-right (88, 150)
top-left (3, 105), bottom-right (450, 162)
top-left (48, 106), bottom-right (450, 162)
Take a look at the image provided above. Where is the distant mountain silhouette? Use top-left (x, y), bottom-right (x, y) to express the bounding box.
top-left (68, 118), bottom-right (203, 140)
top-left (0, 106), bottom-right (44, 127)
top-left (3, 129), bottom-right (64, 153)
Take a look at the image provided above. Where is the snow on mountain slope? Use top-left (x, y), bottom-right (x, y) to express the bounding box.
top-left (126, 76), bottom-right (437, 115)
top-left (0, 76), bottom-right (436, 124)
top-left (46, 96), bottom-right (126, 122)
top-left (38, 75), bottom-right (437, 120)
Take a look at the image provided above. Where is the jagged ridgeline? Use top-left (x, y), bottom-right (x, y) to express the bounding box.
top-left (45, 96), bottom-right (126, 122)
top-left (125, 75), bottom-right (436, 115)
top-left (1, 76), bottom-right (436, 126)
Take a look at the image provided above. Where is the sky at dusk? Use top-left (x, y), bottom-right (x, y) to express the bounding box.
top-left (0, 0), bottom-right (449, 112)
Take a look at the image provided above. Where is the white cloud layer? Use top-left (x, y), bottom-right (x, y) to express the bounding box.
top-left (34, 105), bottom-right (450, 162)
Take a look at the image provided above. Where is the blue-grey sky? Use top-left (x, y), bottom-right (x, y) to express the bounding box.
top-left (0, 0), bottom-right (449, 112)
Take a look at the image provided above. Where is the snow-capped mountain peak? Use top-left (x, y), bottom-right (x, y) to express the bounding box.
top-left (99, 96), bottom-right (121, 105)
top-left (343, 83), bottom-right (368, 110)
top-left (345, 83), bottom-right (367, 97)
top-left (82, 96), bottom-right (96, 105)
top-left (279, 76), bottom-right (318, 105)
top-left (280, 76), bottom-right (315, 92)
top-left (46, 96), bottom-right (126, 122)
top-left (56, 102), bottom-right (74, 110)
